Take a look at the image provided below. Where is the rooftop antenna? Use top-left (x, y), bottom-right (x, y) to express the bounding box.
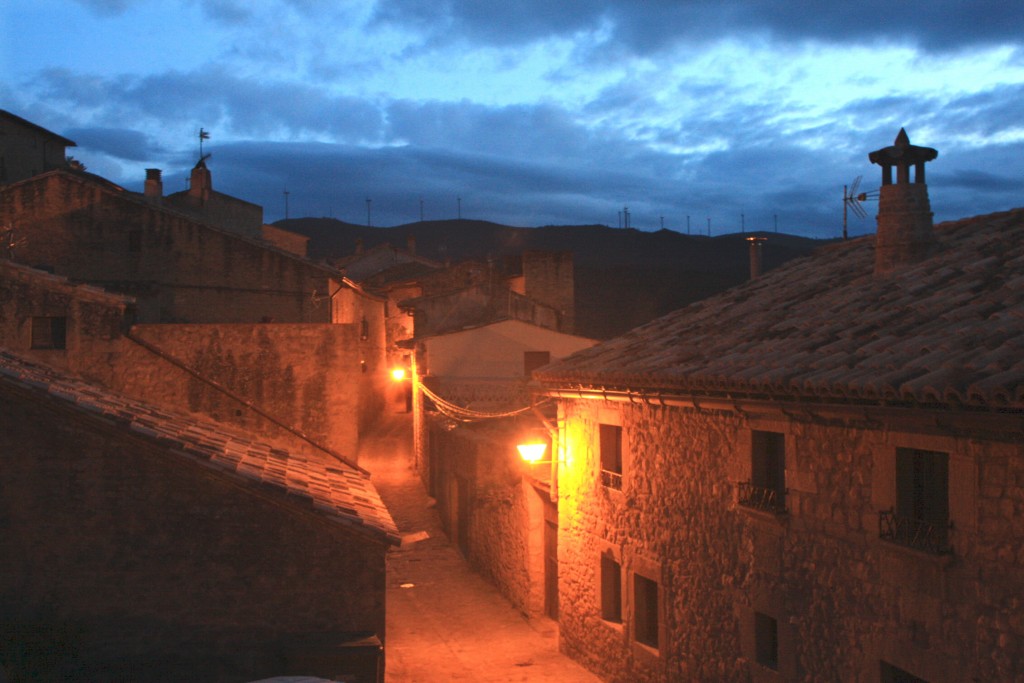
top-left (843, 175), bottom-right (878, 240)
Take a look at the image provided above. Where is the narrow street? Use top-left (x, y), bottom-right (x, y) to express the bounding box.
top-left (358, 415), bottom-right (600, 683)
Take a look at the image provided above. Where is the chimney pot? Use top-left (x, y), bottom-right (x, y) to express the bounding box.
top-left (868, 128), bottom-right (939, 274)
top-left (144, 168), bottom-right (163, 202)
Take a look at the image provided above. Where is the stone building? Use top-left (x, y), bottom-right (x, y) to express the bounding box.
top-left (534, 131), bottom-right (1024, 682)
top-left (410, 318), bottom-right (596, 617)
top-left (0, 109), bottom-right (77, 185)
top-left (0, 164), bottom-right (382, 327)
top-left (0, 350), bottom-right (399, 682)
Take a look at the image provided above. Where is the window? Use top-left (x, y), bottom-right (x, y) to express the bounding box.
top-left (880, 448), bottom-right (949, 553)
top-left (740, 430), bottom-right (785, 512)
top-left (523, 350), bottom-right (551, 376)
top-left (599, 424), bottom-right (623, 490)
top-left (633, 573), bottom-right (659, 649)
top-left (754, 612), bottom-right (778, 670)
top-left (31, 316), bottom-right (66, 350)
top-left (600, 554), bottom-right (622, 623)
top-left (880, 660), bottom-right (928, 683)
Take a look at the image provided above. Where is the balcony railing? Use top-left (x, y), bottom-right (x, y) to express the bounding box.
top-left (737, 481), bottom-right (786, 514)
top-left (601, 469), bottom-right (622, 490)
top-left (879, 508), bottom-right (951, 555)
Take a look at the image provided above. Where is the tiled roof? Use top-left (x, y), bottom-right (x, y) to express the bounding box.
top-left (0, 350), bottom-right (400, 545)
top-left (537, 208), bottom-right (1024, 410)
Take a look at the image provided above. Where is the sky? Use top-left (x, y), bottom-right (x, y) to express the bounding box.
top-left (2, 1), bottom-right (1023, 237)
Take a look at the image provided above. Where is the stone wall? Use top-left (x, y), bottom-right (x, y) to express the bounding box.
top-left (427, 417), bottom-right (542, 616)
top-left (554, 398), bottom-right (1024, 683)
top-left (0, 387), bottom-right (387, 682)
top-left (104, 323), bottom-right (378, 461)
top-left (1, 172), bottom-right (337, 324)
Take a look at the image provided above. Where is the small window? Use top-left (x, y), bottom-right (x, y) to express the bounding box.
top-left (880, 660), bottom-right (928, 683)
top-left (754, 612), bottom-right (778, 670)
top-left (523, 350), bottom-right (551, 376)
top-left (31, 316), bottom-right (67, 350)
top-left (600, 554), bottom-right (622, 623)
top-left (633, 573), bottom-right (659, 649)
top-left (599, 424), bottom-right (623, 490)
top-left (740, 430), bottom-right (785, 512)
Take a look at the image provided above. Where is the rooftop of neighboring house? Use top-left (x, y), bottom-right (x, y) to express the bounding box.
top-left (0, 109), bottom-right (77, 147)
top-left (537, 207), bottom-right (1024, 411)
top-left (0, 349), bottom-right (401, 545)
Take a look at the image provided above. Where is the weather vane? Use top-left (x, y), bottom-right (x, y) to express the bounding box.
top-left (198, 128), bottom-right (210, 160)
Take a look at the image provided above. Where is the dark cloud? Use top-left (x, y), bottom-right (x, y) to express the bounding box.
top-left (63, 127), bottom-right (163, 161)
top-left (372, 0), bottom-right (1024, 55)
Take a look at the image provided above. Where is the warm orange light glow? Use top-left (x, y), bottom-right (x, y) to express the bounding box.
top-left (391, 368), bottom-right (407, 381)
top-left (517, 442), bottom-right (548, 463)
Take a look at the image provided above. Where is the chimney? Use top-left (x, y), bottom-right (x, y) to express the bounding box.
top-left (188, 158), bottom-right (212, 205)
top-left (407, 234), bottom-right (417, 256)
top-left (868, 128), bottom-right (938, 274)
top-left (144, 168), bottom-right (163, 202)
top-left (355, 238), bottom-right (364, 255)
top-left (747, 236), bottom-right (766, 279)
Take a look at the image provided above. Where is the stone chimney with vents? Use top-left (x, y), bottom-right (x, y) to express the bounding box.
top-left (144, 168), bottom-right (163, 203)
top-left (188, 158), bottom-right (212, 205)
top-left (869, 128), bottom-right (938, 274)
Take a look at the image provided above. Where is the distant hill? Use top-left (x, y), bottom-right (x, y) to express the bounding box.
top-left (278, 217), bottom-right (834, 339)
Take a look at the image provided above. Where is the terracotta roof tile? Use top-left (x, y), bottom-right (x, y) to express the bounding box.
top-left (539, 208), bottom-right (1024, 410)
top-left (0, 351), bottom-right (400, 545)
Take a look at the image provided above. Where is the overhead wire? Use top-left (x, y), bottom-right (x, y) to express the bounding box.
top-left (417, 380), bottom-right (544, 422)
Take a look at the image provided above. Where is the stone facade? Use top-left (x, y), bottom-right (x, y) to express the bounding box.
top-left (551, 397), bottom-right (1023, 682)
top-left (0, 170), bottom-right (378, 325)
top-left (426, 418), bottom-right (550, 617)
top-left (0, 383), bottom-right (389, 682)
top-left (0, 262), bottom-right (387, 461)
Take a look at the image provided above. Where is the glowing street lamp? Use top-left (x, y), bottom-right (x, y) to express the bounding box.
top-left (517, 441), bottom-right (548, 463)
top-left (391, 367), bottom-right (407, 382)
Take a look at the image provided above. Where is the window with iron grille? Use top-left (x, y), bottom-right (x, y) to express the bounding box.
top-left (739, 430), bottom-right (785, 512)
top-left (599, 423), bottom-right (622, 490)
top-left (30, 316), bottom-right (66, 350)
top-left (880, 448), bottom-right (949, 554)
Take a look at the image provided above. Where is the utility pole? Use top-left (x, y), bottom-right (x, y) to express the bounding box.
top-left (420, 198), bottom-right (424, 222)
top-left (366, 198), bottom-right (372, 227)
top-left (741, 213), bottom-right (745, 234)
top-left (457, 196), bottom-right (462, 219)
top-left (687, 215), bottom-right (691, 235)
top-left (660, 215), bottom-right (664, 230)
top-left (283, 189), bottom-right (290, 220)
top-left (707, 217), bottom-right (711, 237)
top-left (774, 214), bottom-right (778, 233)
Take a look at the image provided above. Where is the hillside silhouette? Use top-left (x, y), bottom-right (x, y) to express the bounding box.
top-left (278, 217), bottom-right (833, 339)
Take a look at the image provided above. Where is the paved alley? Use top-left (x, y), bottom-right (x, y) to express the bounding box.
top-left (358, 416), bottom-right (600, 683)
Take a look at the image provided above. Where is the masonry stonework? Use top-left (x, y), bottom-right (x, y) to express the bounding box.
top-left (0, 390), bottom-right (388, 681)
top-left (555, 399), bottom-right (1023, 682)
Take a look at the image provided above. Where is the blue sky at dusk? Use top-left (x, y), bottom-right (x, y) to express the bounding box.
top-left (2, 1), bottom-right (1022, 236)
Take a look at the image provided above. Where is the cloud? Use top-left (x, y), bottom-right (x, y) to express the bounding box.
top-left (63, 127), bottom-right (164, 161)
top-left (372, 0), bottom-right (1024, 55)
